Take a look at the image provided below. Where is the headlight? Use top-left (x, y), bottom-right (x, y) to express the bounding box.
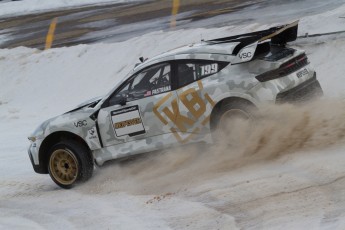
top-left (28, 123), bottom-right (46, 143)
top-left (28, 136), bottom-right (37, 142)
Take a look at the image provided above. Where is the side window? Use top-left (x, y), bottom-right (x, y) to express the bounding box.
top-left (177, 60), bottom-right (229, 88)
top-left (118, 83), bottom-right (130, 96)
top-left (108, 64), bottom-right (172, 106)
top-left (108, 81), bottom-right (131, 105)
top-left (128, 63), bottom-right (172, 101)
top-left (178, 63), bottom-right (197, 87)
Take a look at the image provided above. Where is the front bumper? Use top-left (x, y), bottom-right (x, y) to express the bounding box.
top-left (275, 73), bottom-right (323, 103)
top-left (28, 147), bottom-right (46, 174)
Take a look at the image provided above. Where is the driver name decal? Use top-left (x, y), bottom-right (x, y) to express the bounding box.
top-left (152, 85), bottom-right (171, 95)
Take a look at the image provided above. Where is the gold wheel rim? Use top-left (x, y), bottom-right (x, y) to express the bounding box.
top-left (49, 149), bottom-right (78, 185)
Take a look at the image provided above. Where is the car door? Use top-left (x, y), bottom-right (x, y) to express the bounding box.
top-left (171, 60), bottom-right (228, 143)
top-left (97, 62), bottom-right (179, 147)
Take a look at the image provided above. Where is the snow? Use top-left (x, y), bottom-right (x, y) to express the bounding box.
top-left (0, 0), bottom-right (145, 19)
top-left (1, 3), bottom-right (345, 230)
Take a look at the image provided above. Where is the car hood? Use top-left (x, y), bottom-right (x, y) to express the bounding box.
top-left (64, 96), bottom-right (103, 114)
top-left (29, 97), bottom-right (102, 139)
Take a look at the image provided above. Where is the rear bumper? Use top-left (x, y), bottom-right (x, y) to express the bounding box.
top-left (276, 73), bottom-right (323, 103)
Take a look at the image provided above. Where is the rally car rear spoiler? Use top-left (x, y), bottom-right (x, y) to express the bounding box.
top-left (206, 21), bottom-right (299, 64)
top-left (207, 21), bottom-right (299, 55)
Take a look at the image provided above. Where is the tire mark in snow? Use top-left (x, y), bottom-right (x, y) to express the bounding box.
top-left (189, 175), bottom-right (345, 229)
top-left (0, 207), bottom-right (75, 229)
top-left (0, 180), bottom-right (53, 199)
top-left (221, 175), bottom-right (345, 209)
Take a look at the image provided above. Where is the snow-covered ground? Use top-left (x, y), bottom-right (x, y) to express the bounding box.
top-left (0, 0), bottom-right (145, 19)
top-left (1, 3), bottom-right (345, 230)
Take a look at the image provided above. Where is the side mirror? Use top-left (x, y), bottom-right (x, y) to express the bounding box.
top-left (108, 94), bottom-right (127, 106)
top-left (118, 95), bottom-right (127, 106)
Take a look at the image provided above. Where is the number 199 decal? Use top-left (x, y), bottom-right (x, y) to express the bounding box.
top-left (200, 64), bottom-right (218, 76)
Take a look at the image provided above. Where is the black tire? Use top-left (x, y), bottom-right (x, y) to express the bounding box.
top-left (212, 100), bottom-right (256, 144)
top-left (47, 140), bottom-right (93, 189)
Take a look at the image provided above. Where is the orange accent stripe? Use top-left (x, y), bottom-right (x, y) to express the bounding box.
top-left (170, 0), bottom-right (180, 28)
top-left (45, 18), bottom-right (58, 50)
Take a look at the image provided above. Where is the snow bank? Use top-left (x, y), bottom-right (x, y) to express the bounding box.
top-left (0, 0), bottom-right (145, 19)
top-left (0, 25), bottom-right (265, 120)
top-left (299, 3), bottom-right (345, 35)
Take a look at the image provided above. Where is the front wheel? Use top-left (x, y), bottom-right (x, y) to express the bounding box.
top-left (48, 140), bottom-right (93, 189)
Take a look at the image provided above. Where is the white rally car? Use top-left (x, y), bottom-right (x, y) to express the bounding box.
top-left (28, 21), bottom-right (323, 188)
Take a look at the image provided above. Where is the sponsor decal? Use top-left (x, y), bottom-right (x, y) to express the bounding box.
top-left (296, 68), bottom-right (309, 78)
top-left (153, 80), bottom-right (215, 143)
top-left (89, 128), bottom-right (95, 136)
top-left (238, 46), bottom-right (255, 62)
top-left (152, 85), bottom-right (171, 95)
top-left (111, 105), bottom-right (146, 137)
top-left (87, 127), bottom-right (98, 140)
top-left (239, 52), bottom-right (252, 60)
top-left (114, 118), bottom-right (142, 129)
top-left (74, 120), bottom-right (87, 127)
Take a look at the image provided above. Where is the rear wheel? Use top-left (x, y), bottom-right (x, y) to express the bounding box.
top-left (48, 140), bottom-right (93, 189)
top-left (212, 100), bottom-right (256, 146)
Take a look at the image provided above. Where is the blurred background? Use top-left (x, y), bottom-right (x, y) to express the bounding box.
top-left (0, 0), bottom-right (344, 49)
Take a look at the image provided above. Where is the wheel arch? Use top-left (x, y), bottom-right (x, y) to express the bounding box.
top-left (210, 97), bottom-right (257, 131)
top-left (38, 131), bottom-right (92, 174)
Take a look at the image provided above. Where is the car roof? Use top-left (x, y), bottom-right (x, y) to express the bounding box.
top-left (133, 41), bottom-right (240, 72)
top-left (133, 21), bottom-right (300, 73)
